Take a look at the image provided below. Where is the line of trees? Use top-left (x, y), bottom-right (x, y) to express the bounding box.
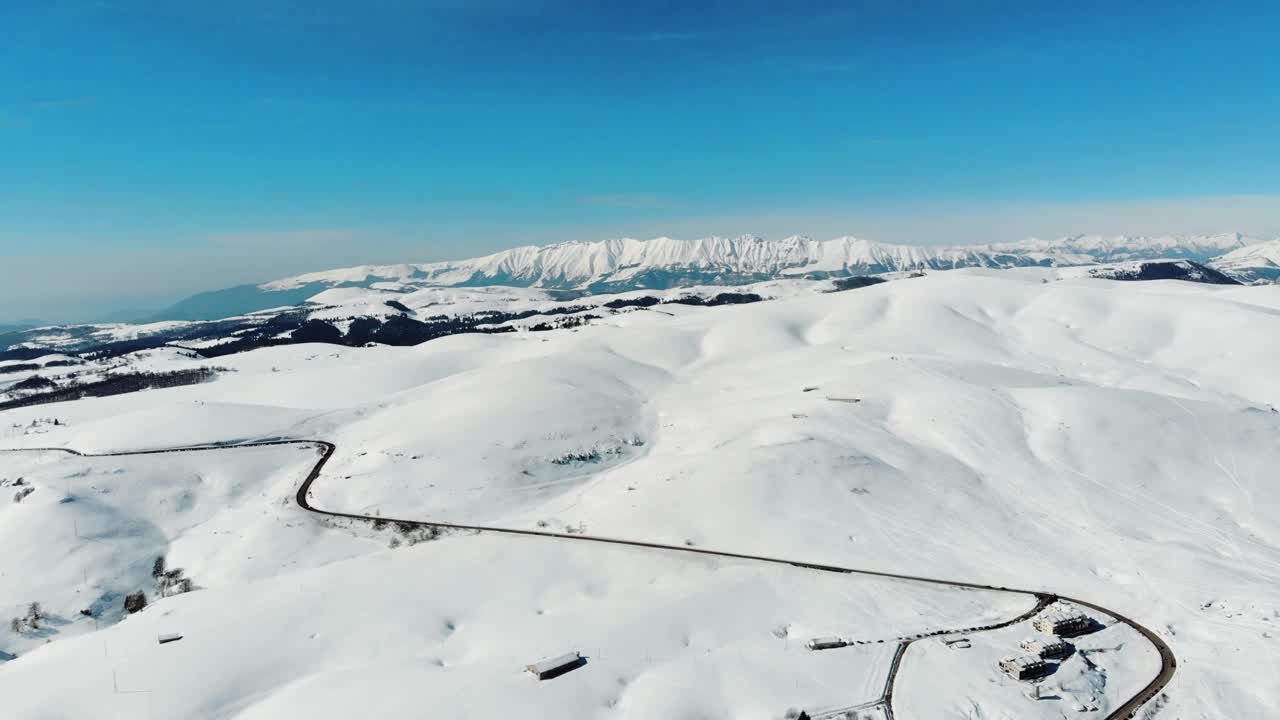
top-left (0, 359), bottom-right (78, 376)
top-left (0, 368), bottom-right (219, 411)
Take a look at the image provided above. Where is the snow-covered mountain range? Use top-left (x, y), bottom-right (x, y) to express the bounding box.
top-left (266, 233), bottom-right (1261, 290)
top-left (155, 233), bottom-right (1270, 321)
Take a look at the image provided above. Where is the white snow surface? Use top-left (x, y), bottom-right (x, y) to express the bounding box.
top-left (1, 268), bottom-right (1278, 719)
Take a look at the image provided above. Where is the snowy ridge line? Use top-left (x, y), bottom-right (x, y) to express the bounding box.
top-left (1, 440), bottom-right (1177, 719)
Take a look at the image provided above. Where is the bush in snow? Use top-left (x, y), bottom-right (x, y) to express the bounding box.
top-left (151, 555), bottom-right (197, 598)
top-left (123, 591), bottom-right (148, 614)
top-left (551, 449), bottom-right (602, 465)
top-left (392, 522), bottom-right (441, 546)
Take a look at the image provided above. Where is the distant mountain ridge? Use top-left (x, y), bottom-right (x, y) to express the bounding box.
top-left (154, 233), bottom-right (1268, 321)
top-left (1206, 239), bottom-right (1280, 284)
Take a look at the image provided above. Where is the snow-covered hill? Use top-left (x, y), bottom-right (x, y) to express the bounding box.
top-left (1, 268), bottom-right (1277, 719)
top-left (0, 256), bottom-right (1252, 363)
top-left (0, 255), bottom-right (1245, 364)
top-left (1208, 238), bottom-right (1280, 284)
top-left (1061, 259), bottom-right (1241, 284)
top-left (0, 279), bottom-right (821, 361)
top-left (155, 233), bottom-right (1271, 321)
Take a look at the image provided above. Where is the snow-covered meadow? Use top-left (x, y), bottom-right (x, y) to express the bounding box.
top-left (1, 268), bottom-right (1277, 718)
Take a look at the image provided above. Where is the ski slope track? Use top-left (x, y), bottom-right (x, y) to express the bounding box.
top-left (4, 439), bottom-right (1176, 719)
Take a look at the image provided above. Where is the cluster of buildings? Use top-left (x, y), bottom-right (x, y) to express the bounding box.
top-left (998, 606), bottom-right (1090, 681)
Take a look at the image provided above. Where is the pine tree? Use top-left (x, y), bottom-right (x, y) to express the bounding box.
top-left (123, 591), bottom-right (148, 614)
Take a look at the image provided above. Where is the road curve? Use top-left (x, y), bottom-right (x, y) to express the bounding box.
top-left (3, 439), bottom-right (1175, 718)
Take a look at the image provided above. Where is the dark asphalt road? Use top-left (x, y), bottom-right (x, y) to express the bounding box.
top-left (3, 439), bottom-right (1175, 718)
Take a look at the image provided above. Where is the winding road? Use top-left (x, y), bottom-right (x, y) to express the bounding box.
top-left (4, 439), bottom-right (1175, 718)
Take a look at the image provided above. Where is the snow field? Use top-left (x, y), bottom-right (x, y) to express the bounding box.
top-left (1, 268), bottom-right (1277, 717)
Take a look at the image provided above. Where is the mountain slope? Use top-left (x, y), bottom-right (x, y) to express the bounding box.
top-left (1209, 238), bottom-right (1280, 283)
top-left (1067, 259), bottom-right (1241, 284)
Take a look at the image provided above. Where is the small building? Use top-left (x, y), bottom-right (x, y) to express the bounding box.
top-left (157, 633), bottom-right (183, 645)
top-left (1020, 638), bottom-right (1073, 659)
top-left (999, 655), bottom-right (1050, 681)
top-left (526, 651), bottom-right (583, 680)
top-left (1033, 607), bottom-right (1092, 637)
top-left (806, 637), bottom-right (848, 651)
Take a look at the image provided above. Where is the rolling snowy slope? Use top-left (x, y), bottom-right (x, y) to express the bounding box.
top-left (0, 268), bottom-right (1277, 719)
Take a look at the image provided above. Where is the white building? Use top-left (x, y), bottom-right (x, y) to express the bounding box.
top-left (525, 651), bottom-right (582, 680)
top-left (806, 637), bottom-right (848, 651)
top-left (999, 655), bottom-right (1050, 680)
top-left (1020, 638), bottom-right (1073, 659)
top-left (1033, 607), bottom-right (1092, 636)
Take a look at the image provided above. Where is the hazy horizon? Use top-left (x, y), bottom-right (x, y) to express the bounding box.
top-left (5, 219), bottom-right (1278, 326)
top-left (4, 0), bottom-right (1278, 322)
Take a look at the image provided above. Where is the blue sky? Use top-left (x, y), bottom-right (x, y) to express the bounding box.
top-left (3, 0), bottom-right (1279, 321)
